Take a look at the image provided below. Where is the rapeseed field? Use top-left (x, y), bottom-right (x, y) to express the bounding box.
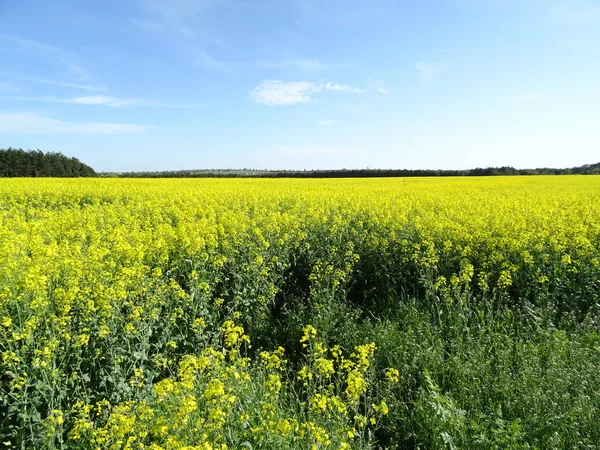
top-left (1, 177), bottom-right (600, 449)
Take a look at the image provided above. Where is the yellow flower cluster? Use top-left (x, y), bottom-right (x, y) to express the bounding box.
top-left (1, 176), bottom-right (599, 447)
top-left (67, 320), bottom-right (394, 449)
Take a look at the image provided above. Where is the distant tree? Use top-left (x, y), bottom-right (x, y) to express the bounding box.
top-left (97, 161), bottom-right (600, 179)
top-left (0, 148), bottom-right (96, 177)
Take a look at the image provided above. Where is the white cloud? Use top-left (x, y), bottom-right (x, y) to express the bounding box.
top-left (320, 82), bottom-right (365, 93)
top-left (250, 80), bottom-right (315, 105)
top-left (250, 80), bottom-right (365, 106)
top-left (69, 95), bottom-right (136, 107)
top-left (317, 119), bottom-right (336, 126)
top-left (377, 87), bottom-right (391, 95)
top-left (0, 112), bottom-right (146, 134)
top-left (415, 62), bottom-right (439, 81)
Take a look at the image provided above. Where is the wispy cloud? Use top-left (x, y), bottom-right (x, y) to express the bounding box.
top-left (250, 80), bottom-right (365, 106)
top-left (136, 0), bottom-right (221, 38)
top-left (317, 119), bottom-right (336, 126)
top-left (20, 75), bottom-right (106, 91)
top-left (190, 46), bottom-right (232, 73)
top-left (0, 82), bottom-right (20, 93)
top-left (1, 95), bottom-right (209, 108)
top-left (0, 112), bottom-right (146, 134)
top-left (377, 87), bottom-right (391, 95)
top-left (251, 80), bottom-right (314, 106)
top-left (143, 100), bottom-right (210, 108)
top-left (0, 35), bottom-right (93, 81)
top-left (289, 0), bottom-right (389, 26)
top-left (130, 18), bottom-right (165, 33)
top-left (257, 59), bottom-right (329, 72)
top-left (133, 0), bottom-right (229, 73)
top-left (69, 95), bottom-right (136, 107)
top-left (58, 58), bottom-right (92, 81)
top-left (0, 35), bottom-right (66, 57)
top-left (320, 82), bottom-right (365, 93)
top-left (415, 62), bottom-right (439, 81)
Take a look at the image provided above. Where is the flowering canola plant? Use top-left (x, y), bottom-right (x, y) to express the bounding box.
top-left (0, 176), bottom-right (599, 448)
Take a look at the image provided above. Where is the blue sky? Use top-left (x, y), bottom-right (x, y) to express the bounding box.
top-left (1, 0), bottom-right (599, 172)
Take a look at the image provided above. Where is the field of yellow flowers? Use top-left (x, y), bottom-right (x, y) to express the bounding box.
top-left (1, 176), bottom-right (600, 449)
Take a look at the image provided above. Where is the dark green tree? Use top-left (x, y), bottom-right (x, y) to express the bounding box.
top-left (0, 148), bottom-right (96, 177)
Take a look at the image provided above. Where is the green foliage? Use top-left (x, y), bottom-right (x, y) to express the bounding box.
top-left (0, 148), bottom-right (96, 177)
top-left (1, 178), bottom-right (599, 449)
top-left (104, 163), bottom-right (600, 178)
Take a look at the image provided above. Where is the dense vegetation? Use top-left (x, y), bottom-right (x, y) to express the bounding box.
top-left (107, 162), bottom-right (600, 178)
top-left (4, 146), bottom-right (598, 179)
top-left (1, 177), bottom-right (599, 449)
top-left (0, 148), bottom-right (96, 177)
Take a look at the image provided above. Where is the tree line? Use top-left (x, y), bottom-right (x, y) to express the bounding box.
top-left (3, 147), bottom-right (598, 178)
top-left (107, 163), bottom-right (600, 178)
top-left (0, 148), bottom-right (96, 177)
